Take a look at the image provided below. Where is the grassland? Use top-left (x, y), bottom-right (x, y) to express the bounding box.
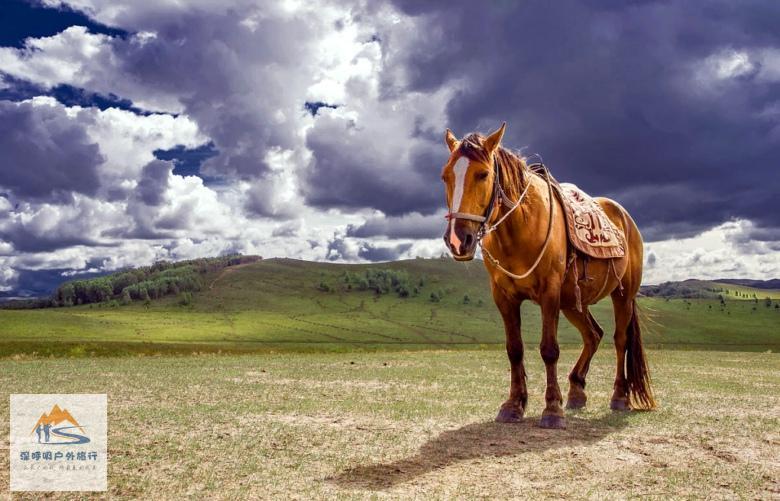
top-left (1, 258), bottom-right (779, 357)
top-left (0, 259), bottom-right (777, 498)
top-left (0, 349), bottom-right (777, 498)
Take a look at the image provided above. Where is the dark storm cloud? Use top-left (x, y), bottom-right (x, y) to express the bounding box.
top-left (358, 242), bottom-right (412, 262)
top-left (378, 0), bottom-right (780, 240)
top-left (325, 234), bottom-right (355, 261)
top-left (346, 212), bottom-right (442, 239)
top-left (303, 114), bottom-right (442, 216)
top-left (137, 160), bottom-right (171, 206)
top-left (107, 7), bottom-right (318, 185)
top-left (0, 100), bottom-right (104, 202)
top-left (325, 232), bottom-right (412, 262)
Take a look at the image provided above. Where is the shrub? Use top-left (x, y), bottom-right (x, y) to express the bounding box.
top-left (179, 292), bottom-right (193, 306)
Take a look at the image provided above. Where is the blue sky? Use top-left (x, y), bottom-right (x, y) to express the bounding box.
top-left (1, 0), bottom-right (779, 296)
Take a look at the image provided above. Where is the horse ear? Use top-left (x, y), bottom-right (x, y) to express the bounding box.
top-left (484, 122), bottom-right (506, 154)
top-left (445, 128), bottom-right (459, 152)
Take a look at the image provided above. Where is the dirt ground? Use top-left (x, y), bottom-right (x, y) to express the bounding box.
top-left (0, 349), bottom-right (778, 499)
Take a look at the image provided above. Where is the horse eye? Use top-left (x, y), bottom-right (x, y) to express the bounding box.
top-left (476, 171), bottom-right (489, 180)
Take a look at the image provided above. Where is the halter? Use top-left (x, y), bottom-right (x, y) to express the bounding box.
top-left (445, 153), bottom-right (555, 281)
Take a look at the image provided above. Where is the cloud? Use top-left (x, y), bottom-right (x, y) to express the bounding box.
top-left (0, 195), bottom-right (124, 252)
top-left (379, 0), bottom-right (780, 239)
top-left (272, 220), bottom-right (302, 238)
top-left (347, 211), bottom-right (444, 239)
top-left (358, 242), bottom-right (412, 262)
top-left (643, 220), bottom-right (780, 284)
top-left (136, 160), bottom-right (171, 206)
top-left (1, 0), bottom-right (779, 296)
top-left (0, 26), bottom-right (179, 112)
top-left (0, 98), bottom-right (103, 201)
top-left (324, 232), bottom-right (415, 262)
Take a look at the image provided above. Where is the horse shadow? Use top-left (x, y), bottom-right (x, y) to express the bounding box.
top-left (330, 411), bottom-right (630, 490)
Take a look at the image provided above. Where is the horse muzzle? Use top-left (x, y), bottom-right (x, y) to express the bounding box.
top-left (444, 223), bottom-right (478, 261)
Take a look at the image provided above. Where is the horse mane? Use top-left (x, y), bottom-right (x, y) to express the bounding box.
top-left (457, 132), bottom-right (528, 201)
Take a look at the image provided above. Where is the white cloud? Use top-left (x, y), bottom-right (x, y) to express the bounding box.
top-left (643, 220), bottom-right (780, 284)
top-left (0, 26), bottom-right (182, 112)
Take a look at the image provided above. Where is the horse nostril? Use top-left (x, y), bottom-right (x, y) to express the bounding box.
top-left (463, 233), bottom-right (474, 249)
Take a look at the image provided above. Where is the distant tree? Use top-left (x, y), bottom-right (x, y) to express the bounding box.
top-left (179, 292), bottom-right (192, 306)
top-left (463, 294), bottom-right (470, 304)
top-left (764, 297), bottom-right (772, 308)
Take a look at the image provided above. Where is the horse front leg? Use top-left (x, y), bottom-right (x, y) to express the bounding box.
top-left (493, 290), bottom-right (527, 423)
top-left (539, 293), bottom-right (566, 429)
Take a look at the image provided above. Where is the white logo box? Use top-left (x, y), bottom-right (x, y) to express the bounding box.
top-left (10, 394), bottom-right (107, 491)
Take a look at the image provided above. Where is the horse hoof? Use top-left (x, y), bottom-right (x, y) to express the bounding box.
top-left (610, 398), bottom-right (630, 411)
top-left (565, 397), bottom-right (586, 410)
top-left (538, 414), bottom-right (566, 429)
top-left (495, 404), bottom-right (524, 423)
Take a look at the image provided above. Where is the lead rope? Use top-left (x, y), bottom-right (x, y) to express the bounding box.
top-left (479, 166), bottom-right (555, 281)
top-left (482, 175), bottom-right (533, 237)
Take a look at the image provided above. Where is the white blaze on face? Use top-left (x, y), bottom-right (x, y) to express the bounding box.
top-left (449, 156), bottom-right (469, 250)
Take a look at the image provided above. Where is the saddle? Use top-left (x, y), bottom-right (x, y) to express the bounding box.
top-left (526, 165), bottom-right (626, 312)
top-left (555, 182), bottom-right (625, 259)
top-left (528, 164), bottom-right (625, 259)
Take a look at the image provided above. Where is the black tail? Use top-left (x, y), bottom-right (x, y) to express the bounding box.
top-left (626, 301), bottom-right (656, 410)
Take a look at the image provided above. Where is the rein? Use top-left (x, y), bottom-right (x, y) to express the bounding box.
top-left (446, 156), bottom-right (555, 281)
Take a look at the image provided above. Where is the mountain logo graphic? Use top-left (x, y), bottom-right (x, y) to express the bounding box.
top-left (30, 404), bottom-right (90, 445)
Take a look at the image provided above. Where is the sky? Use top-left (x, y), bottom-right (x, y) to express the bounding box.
top-left (0, 0), bottom-right (779, 296)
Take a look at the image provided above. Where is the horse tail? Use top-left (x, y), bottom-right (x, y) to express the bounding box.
top-left (626, 300), bottom-right (656, 410)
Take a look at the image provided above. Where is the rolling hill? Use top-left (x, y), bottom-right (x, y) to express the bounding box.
top-left (0, 257), bottom-right (778, 357)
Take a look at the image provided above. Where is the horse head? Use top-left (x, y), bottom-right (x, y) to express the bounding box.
top-left (441, 123), bottom-right (506, 261)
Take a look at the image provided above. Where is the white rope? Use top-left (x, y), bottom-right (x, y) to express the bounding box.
top-left (482, 176), bottom-right (533, 237)
top-left (479, 168), bottom-right (555, 281)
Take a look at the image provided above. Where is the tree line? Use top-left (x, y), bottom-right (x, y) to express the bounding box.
top-left (2, 254), bottom-right (261, 309)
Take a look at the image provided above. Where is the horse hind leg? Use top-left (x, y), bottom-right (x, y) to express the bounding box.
top-left (610, 292), bottom-right (656, 410)
top-left (562, 307), bottom-right (604, 409)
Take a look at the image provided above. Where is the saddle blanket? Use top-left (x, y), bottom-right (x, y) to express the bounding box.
top-left (556, 182), bottom-right (625, 259)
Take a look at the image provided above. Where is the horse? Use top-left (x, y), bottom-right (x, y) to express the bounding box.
top-left (440, 123), bottom-right (655, 429)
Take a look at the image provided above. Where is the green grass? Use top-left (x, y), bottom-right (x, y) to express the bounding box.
top-left (0, 349), bottom-right (777, 498)
top-left (1, 258), bottom-right (778, 357)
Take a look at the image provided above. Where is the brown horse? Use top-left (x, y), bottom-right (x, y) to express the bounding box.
top-left (441, 123), bottom-right (655, 429)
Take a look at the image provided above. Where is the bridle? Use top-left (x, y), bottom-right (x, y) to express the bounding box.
top-left (445, 153), bottom-right (555, 281)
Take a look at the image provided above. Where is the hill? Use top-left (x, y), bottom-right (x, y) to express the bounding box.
top-left (641, 278), bottom-right (780, 300)
top-left (714, 278), bottom-right (780, 290)
top-left (0, 257), bottom-right (778, 357)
